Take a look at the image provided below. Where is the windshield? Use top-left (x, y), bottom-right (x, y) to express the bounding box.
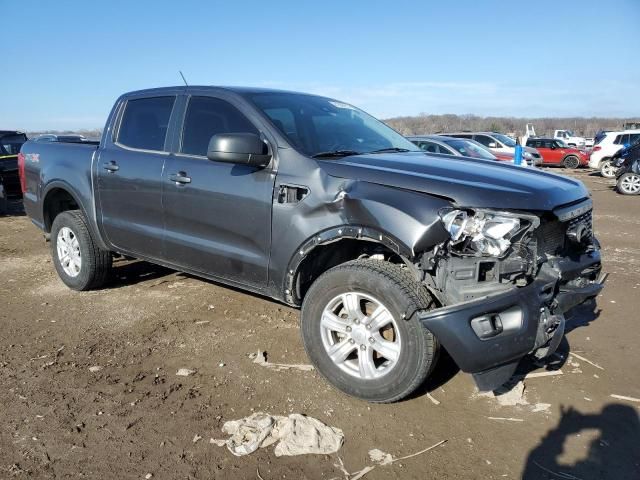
top-left (492, 133), bottom-right (517, 147)
top-left (0, 133), bottom-right (27, 155)
top-left (555, 139), bottom-right (568, 148)
top-left (247, 92), bottom-right (419, 157)
top-left (442, 139), bottom-right (496, 160)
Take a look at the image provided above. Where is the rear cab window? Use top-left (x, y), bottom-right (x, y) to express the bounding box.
top-left (117, 96), bottom-right (176, 151)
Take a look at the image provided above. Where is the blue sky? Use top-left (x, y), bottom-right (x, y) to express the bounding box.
top-left (2, 0), bottom-right (639, 130)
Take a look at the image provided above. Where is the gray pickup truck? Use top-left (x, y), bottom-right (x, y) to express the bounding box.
top-left (19, 86), bottom-right (604, 402)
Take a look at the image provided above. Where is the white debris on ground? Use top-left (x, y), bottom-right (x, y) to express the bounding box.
top-left (476, 380), bottom-right (555, 414)
top-left (524, 369), bottom-right (563, 379)
top-left (610, 394), bottom-right (640, 403)
top-left (341, 440), bottom-right (447, 480)
top-left (249, 350), bottom-right (314, 372)
top-left (531, 403), bottom-right (552, 413)
top-left (479, 381), bottom-right (528, 406)
top-left (569, 352), bottom-right (605, 370)
top-left (88, 366), bottom-right (102, 373)
top-left (368, 448), bottom-right (393, 465)
top-left (212, 412), bottom-right (343, 457)
top-left (175, 368), bottom-right (196, 376)
top-left (487, 417), bottom-right (524, 422)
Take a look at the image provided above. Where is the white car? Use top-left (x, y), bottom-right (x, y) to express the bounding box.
top-left (554, 130), bottom-right (587, 148)
top-left (588, 130), bottom-right (640, 177)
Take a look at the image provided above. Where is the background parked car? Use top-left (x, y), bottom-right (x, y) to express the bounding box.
top-left (408, 135), bottom-right (535, 165)
top-left (525, 138), bottom-right (588, 168)
top-left (615, 142), bottom-right (640, 195)
top-left (439, 132), bottom-right (543, 165)
top-left (34, 134), bottom-right (88, 143)
top-left (553, 129), bottom-right (588, 148)
top-left (589, 130), bottom-right (640, 177)
top-left (0, 130), bottom-right (28, 198)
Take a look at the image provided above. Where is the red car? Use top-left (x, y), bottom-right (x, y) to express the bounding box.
top-left (525, 138), bottom-right (588, 169)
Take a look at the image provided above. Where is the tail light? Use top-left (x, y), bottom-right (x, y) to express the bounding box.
top-left (17, 152), bottom-right (26, 193)
top-left (592, 146), bottom-right (602, 152)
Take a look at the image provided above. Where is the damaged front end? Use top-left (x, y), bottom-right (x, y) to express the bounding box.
top-left (417, 198), bottom-right (604, 391)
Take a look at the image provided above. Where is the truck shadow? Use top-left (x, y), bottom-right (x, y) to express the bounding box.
top-left (0, 198), bottom-right (26, 217)
top-left (107, 258), bottom-right (291, 305)
top-left (521, 403), bottom-right (640, 479)
top-left (108, 258), bottom-right (180, 288)
top-left (564, 298), bottom-right (601, 333)
top-left (409, 349), bottom-right (460, 400)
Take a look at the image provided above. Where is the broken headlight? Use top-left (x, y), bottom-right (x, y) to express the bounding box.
top-left (440, 209), bottom-right (521, 257)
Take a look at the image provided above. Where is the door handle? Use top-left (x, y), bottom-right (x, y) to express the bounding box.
top-left (169, 172), bottom-right (191, 184)
top-left (103, 161), bottom-right (119, 172)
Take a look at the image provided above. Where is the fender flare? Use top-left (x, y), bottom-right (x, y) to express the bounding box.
top-left (283, 225), bottom-right (416, 304)
top-left (41, 180), bottom-right (109, 250)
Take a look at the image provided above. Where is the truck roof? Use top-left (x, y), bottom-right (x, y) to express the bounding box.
top-left (123, 86), bottom-right (320, 97)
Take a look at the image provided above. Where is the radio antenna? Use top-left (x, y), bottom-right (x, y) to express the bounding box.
top-left (179, 71), bottom-right (189, 86)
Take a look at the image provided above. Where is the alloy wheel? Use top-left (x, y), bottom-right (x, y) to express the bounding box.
top-left (56, 227), bottom-right (82, 277)
top-left (620, 174), bottom-right (640, 195)
top-left (320, 292), bottom-right (401, 380)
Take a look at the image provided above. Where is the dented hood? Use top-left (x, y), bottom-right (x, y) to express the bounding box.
top-left (319, 152), bottom-right (589, 211)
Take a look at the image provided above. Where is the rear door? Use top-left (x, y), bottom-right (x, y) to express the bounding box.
top-left (96, 94), bottom-right (178, 259)
top-left (162, 93), bottom-right (276, 288)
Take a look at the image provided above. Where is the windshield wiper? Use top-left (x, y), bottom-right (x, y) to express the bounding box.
top-left (367, 147), bottom-right (412, 154)
top-left (312, 150), bottom-right (361, 159)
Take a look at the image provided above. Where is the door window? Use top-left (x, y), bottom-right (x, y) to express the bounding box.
top-left (474, 135), bottom-right (496, 147)
top-left (614, 134), bottom-right (629, 145)
top-left (181, 96), bottom-right (259, 156)
top-left (416, 141), bottom-right (440, 153)
top-left (117, 96), bottom-right (176, 151)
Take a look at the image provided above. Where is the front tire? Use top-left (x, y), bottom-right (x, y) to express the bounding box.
top-left (601, 159), bottom-right (617, 178)
top-left (301, 259), bottom-right (438, 403)
top-left (51, 210), bottom-right (112, 290)
top-left (617, 173), bottom-right (640, 195)
top-left (562, 155), bottom-right (580, 169)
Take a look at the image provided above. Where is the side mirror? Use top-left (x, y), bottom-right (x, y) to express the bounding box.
top-left (550, 144), bottom-right (556, 150)
top-left (488, 142), bottom-right (498, 148)
top-left (207, 133), bottom-right (271, 168)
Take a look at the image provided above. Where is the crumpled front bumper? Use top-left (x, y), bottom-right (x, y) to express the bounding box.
top-left (418, 248), bottom-right (603, 391)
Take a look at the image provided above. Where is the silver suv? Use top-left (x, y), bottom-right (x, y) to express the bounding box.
top-left (440, 132), bottom-right (542, 166)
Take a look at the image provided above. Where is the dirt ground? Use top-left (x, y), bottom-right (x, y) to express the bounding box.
top-left (1, 169), bottom-right (639, 480)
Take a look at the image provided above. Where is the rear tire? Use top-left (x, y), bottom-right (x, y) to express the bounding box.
top-left (601, 159), bottom-right (616, 178)
top-left (562, 155), bottom-right (580, 169)
top-left (617, 173), bottom-right (640, 195)
top-left (51, 210), bottom-right (112, 290)
top-left (301, 259), bottom-right (438, 403)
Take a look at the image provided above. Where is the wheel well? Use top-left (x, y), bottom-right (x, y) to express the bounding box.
top-left (292, 239), bottom-right (405, 304)
top-left (43, 188), bottom-right (79, 232)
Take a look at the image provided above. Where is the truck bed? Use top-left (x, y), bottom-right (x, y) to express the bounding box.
top-left (20, 140), bottom-right (101, 231)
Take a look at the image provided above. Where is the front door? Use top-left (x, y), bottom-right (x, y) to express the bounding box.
top-left (162, 95), bottom-right (275, 288)
top-left (97, 95), bottom-right (177, 259)
top-left (546, 140), bottom-right (564, 164)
